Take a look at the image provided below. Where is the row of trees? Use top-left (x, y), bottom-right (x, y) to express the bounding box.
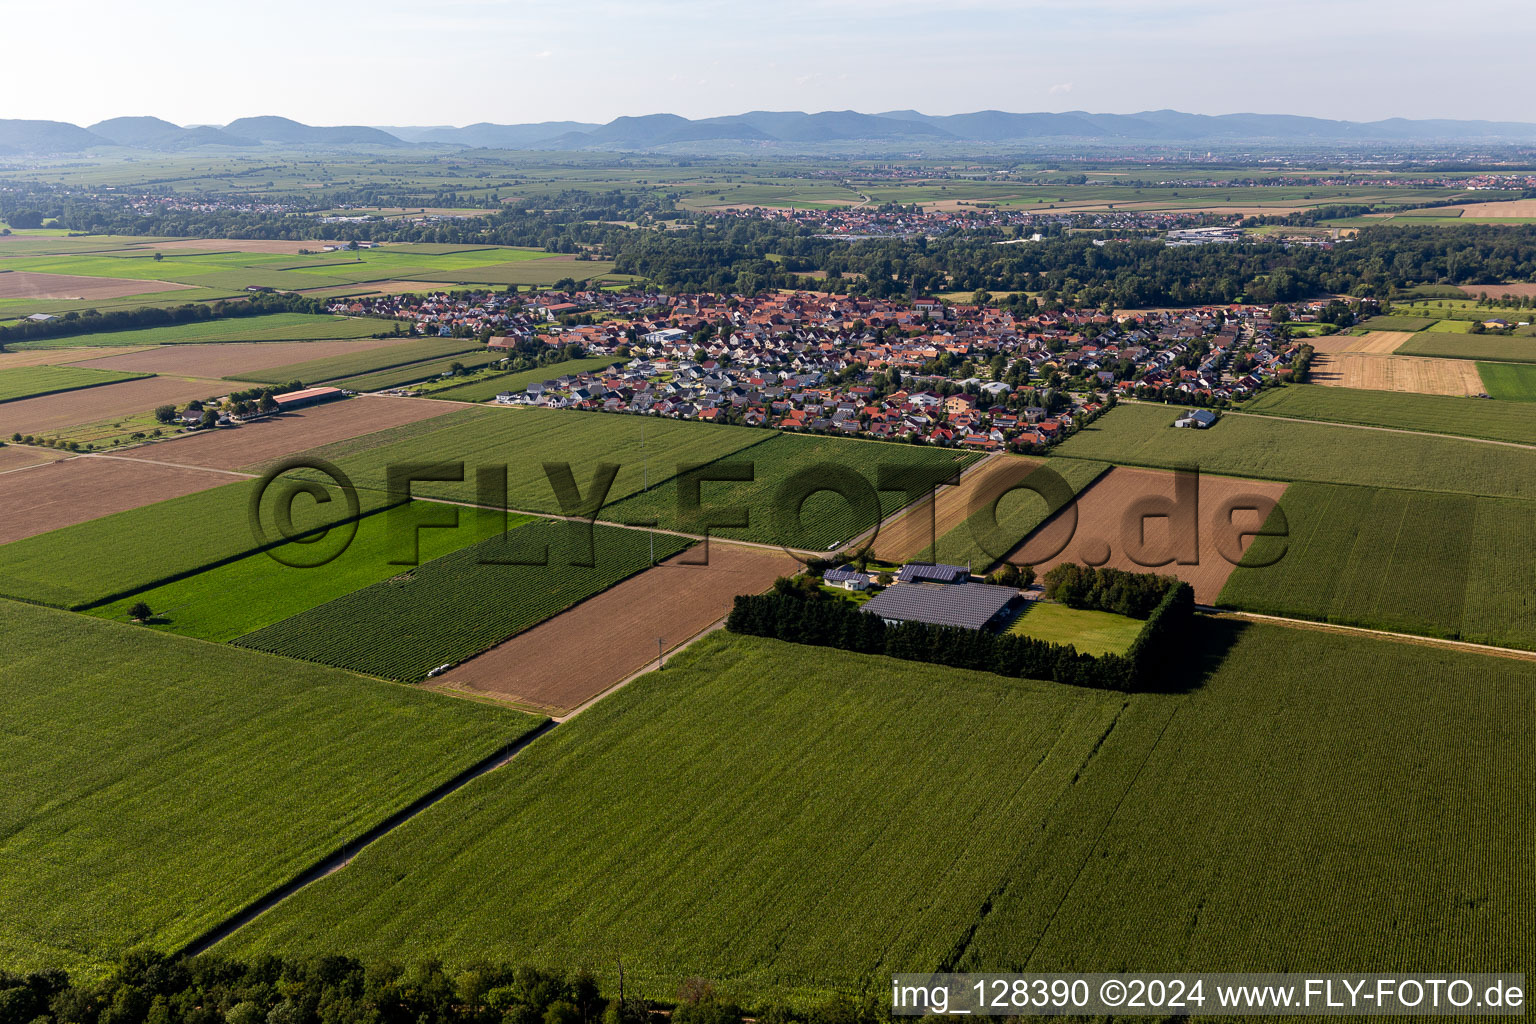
top-left (0, 949), bottom-right (886, 1024)
top-left (727, 570), bottom-right (1195, 692)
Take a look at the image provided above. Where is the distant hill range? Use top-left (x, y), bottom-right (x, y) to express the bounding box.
top-left (5, 109), bottom-right (1536, 155)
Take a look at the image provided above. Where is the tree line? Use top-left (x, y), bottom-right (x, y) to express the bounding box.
top-left (0, 949), bottom-right (888, 1024)
top-left (726, 569), bottom-right (1195, 692)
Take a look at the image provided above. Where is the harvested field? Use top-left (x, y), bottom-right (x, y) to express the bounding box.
top-left (144, 238), bottom-right (350, 254)
top-left (0, 270), bottom-right (193, 300)
top-left (0, 445), bottom-right (67, 473)
top-left (67, 338), bottom-right (407, 378)
top-left (122, 395), bottom-right (455, 471)
top-left (1457, 282), bottom-right (1536, 299)
top-left (0, 347), bottom-right (136, 370)
top-left (0, 455), bottom-right (234, 544)
top-left (1309, 331), bottom-right (1412, 355)
top-left (0, 375), bottom-right (224, 437)
top-left (1309, 352), bottom-right (1485, 396)
top-left (440, 543), bottom-right (799, 713)
top-left (874, 454), bottom-right (1037, 562)
top-left (1443, 201), bottom-right (1536, 218)
top-left (1012, 466), bottom-right (1289, 604)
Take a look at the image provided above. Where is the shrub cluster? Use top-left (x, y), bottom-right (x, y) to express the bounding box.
top-left (1041, 563), bottom-right (1182, 618)
top-left (727, 569), bottom-right (1194, 692)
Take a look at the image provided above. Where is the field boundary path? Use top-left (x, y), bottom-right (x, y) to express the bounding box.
top-left (1204, 608), bottom-right (1536, 662)
top-left (180, 718), bottom-right (558, 957)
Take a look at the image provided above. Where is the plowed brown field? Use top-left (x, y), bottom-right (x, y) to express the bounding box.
top-left (0, 271), bottom-right (192, 300)
top-left (1009, 466), bottom-right (1288, 604)
top-left (1457, 282), bottom-right (1536, 299)
top-left (121, 395), bottom-right (455, 471)
top-left (873, 454), bottom-right (1038, 561)
top-left (439, 543), bottom-right (797, 713)
top-left (0, 455), bottom-right (234, 544)
top-left (69, 339), bottom-right (405, 378)
top-left (0, 376), bottom-right (224, 437)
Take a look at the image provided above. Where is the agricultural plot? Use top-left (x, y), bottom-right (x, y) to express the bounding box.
top-left (119, 395), bottom-right (455, 471)
top-left (331, 349), bottom-right (505, 392)
top-left (441, 543), bottom-right (799, 713)
top-left (603, 433), bottom-right (979, 550)
top-left (0, 375), bottom-right (225, 440)
top-left (0, 445), bottom-right (67, 473)
top-left (1354, 315), bottom-right (1437, 332)
top-left (1015, 466), bottom-right (1288, 604)
top-left (1478, 361), bottom-right (1536, 401)
top-left (1397, 332), bottom-right (1536, 363)
top-left (229, 337), bottom-right (483, 385)
top-left (0, 365), bottom-right (150, 403)
top-left (1424, 318), bottom-right (1473, 333)
top-left (424, 356), bottom-right (624, 403)
top-left (1218, 482), bottom-right (1536, 650)
top-left (1053, 403), bottom-right (1536, 500)
top-left (0, 456), bottom-right (233, 545)
top-left (66, 338), bottom-right (406, 379)
top-left (920, 458), bottom-right (1110, 571)
top-left (5, 313), bottom-right (390, 349)
top-left (298, 406), bottom-right (766, 515)
top-left (1243, 385), bottom-right (1536, 445)
top-left (90, 505), bottom-right (528, 642)
top-left (0, 474), bottom-right (392, 609)
top-left (1309, 331), bottom-right (1411, 355)
top-left (404, 256), bottom-right (617, 287)
top-left (224, 623), bottom-right (1533, 999)
top-left (0, 269), bottom-right (192, 301)
top-left (233, 519), bottom-right (692, 682)
top-left (0, 599), bottom-right (533, 975)
top-left (955, 622), bottom-right (1532, 977)
top-left (1005, 601), bottom-right (1144, 657)
top-left (1306, 352), bottom-right (1484, 396)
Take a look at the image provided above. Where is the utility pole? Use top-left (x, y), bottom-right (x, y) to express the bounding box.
top-left (657, 637), bottom-right (665, 669)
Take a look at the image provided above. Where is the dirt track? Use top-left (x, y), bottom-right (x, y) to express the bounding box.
top-left (0, 455), bottom-right (234, 544)
top-left (120, 395), bottom-right (456, 471)
top-left (439, 543), bottom-right (797, 713)
top-left (68, 339), bottom-right (406, 379)
top-left (1310, 352), bottom-right (1485, 395)
top-left (1010, 466), bottom-right (1288, 604)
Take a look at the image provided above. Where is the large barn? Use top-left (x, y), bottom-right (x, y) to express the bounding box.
top-left (861, 582), bottom-right (1020, 631)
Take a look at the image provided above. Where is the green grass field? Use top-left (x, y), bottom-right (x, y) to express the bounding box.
top-left (1355, 314), bottom-right (1436, 332)
top-left (0, 599), bottom-right (537, 975)
top-left (0, 365), bottom-right (151, 403)
top-left (1219, 482), bottom-right (1536, 650)
top-left (1424, 318), bottom-right (1473, 333)
top-left (1478, 361), bottom-right (1536, 401)
top-left (602, 433), bottom-right (980, 550)
top-left (222, 623), bottom-right (1533, 1001)
top-left (4, 313), bottom-right (392, 349)
top-left (0, 476), bottom-right (394, 609)
top-left (298, 406), bottom-right (768, 514)
top-left (1396, 332), bottom-right (1536, 363)
top-left (1005, 600), bottom-right (1144, 656)
top-left (1243, 385), bottom-right (1536, 445)
top-left (86, 504), bottom-right (532, 642)
top-left (1054, 403), bottom-right (1536, 500)
top-left (229, 337), bottom-right (482, 385)
top-left (233, 520), bottom-right (691, 681)
top-left (424, 356), bottom-right (624, 403)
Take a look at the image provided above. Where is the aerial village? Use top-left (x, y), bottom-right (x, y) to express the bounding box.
top-left (329, 288), bottom-right (1310, 453)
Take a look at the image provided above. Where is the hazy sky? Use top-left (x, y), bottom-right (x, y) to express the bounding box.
top-left (5, 0), bottom-right (1532, 126)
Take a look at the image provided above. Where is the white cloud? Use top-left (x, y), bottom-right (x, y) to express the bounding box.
top-left (1049, 82), bottom-right (1073, 96)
